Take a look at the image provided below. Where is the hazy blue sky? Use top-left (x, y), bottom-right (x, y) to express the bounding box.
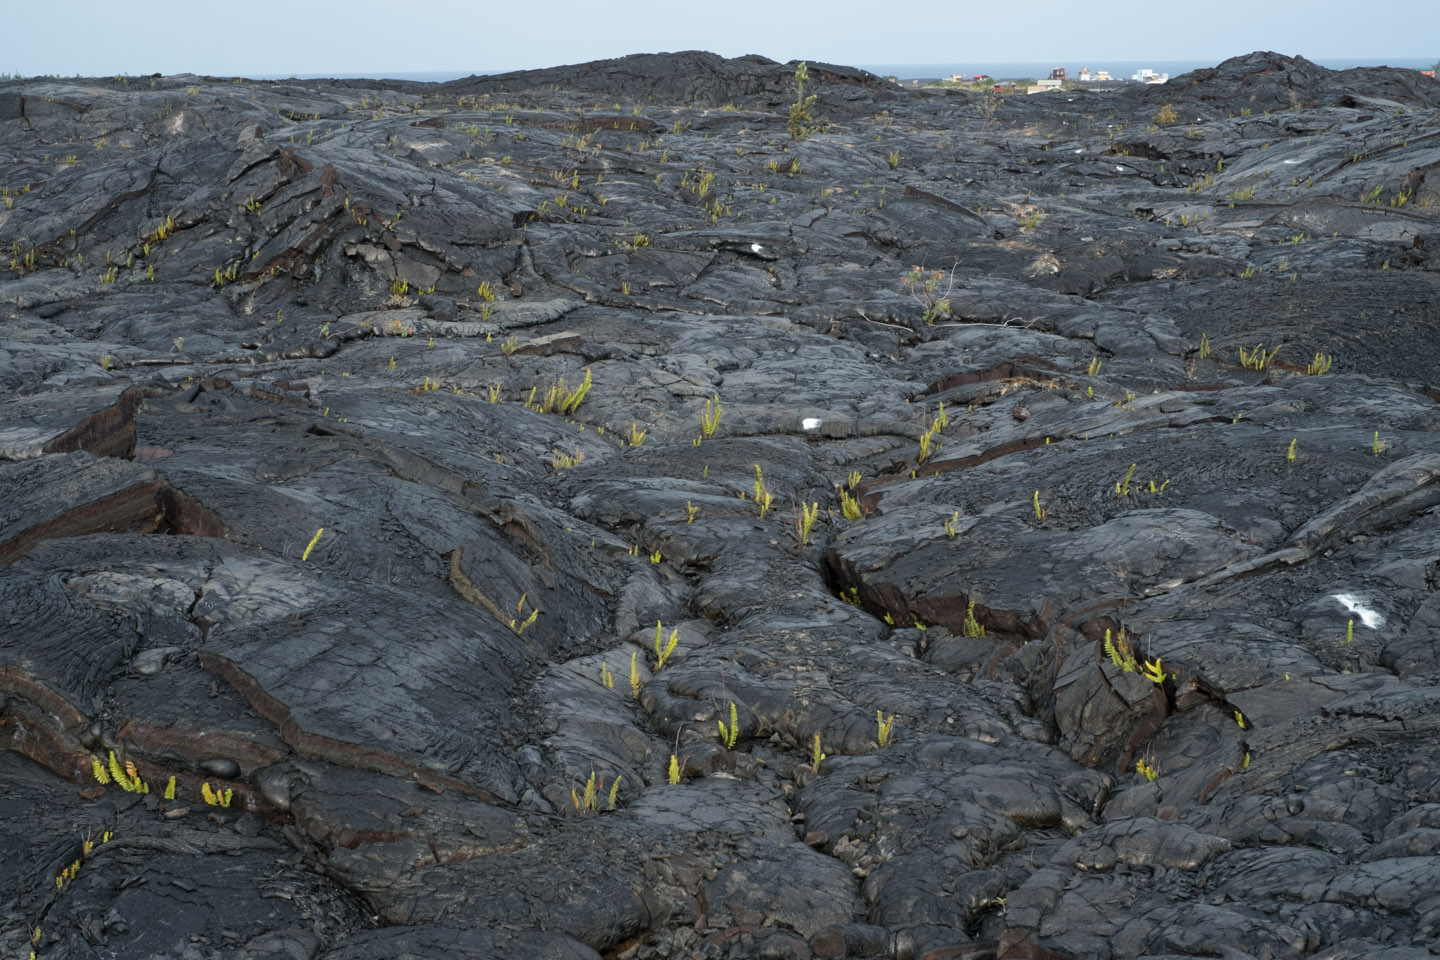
top-left (13, 0), bottom-right (1438, 77)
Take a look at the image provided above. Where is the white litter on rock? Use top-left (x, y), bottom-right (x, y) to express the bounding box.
top-left (1331, 593), bottom-right (1385, 629)
top-left (802, 418), bottom-right (822, 431)
top-left (751, 243), bottom-right (764, 254)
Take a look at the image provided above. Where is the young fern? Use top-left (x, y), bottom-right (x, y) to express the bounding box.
top-left (1140, 657), bottom-right (1169, 684)
top-left (629, 650), bottom-right (643, 698)
top-left (1104, 628), bottom-right (1139, 672)
top-left (717, 702), bottom-right (740, 750)
top-left (653, 621), bottom-right (679, 670)
top-left (572, 771), bottom-right (599, 813)
top-left (963, 600), bottom-right (985, 639)
top-left (699, 395), bottom-right (723, 440)
top-left (795, 501), bottom-right (820, 546)
top-left (876, 711), bottom-right (897, 748)
top-left (753, 465), bottom-right (773, 518)
top-left (608, 775), bottom-right (622, 810)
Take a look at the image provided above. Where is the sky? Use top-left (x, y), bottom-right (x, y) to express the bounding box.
top-left (12, 0), bottom-right (1438, 78)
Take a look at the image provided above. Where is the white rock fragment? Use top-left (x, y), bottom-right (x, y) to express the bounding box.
top-left (802, 417), bottom-right (822, 431)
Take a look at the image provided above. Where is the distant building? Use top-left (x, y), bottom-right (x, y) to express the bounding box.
top-left (1027, 78), bottom-right (1064, 94)
top-left (1423, 70), bottom-right (1437, 79)
top-left (1093, 70), bottom-right (1113, 82)
top-left (1078, 67), bottom-right (1093, 82)
top-left (1131, 68), bottom-right (1169, 83)
top-left (1049, 67), bottom-right (1067, 80)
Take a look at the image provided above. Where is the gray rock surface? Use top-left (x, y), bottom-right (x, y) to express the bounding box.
top-left (3, 49), bottom-right (1440, 959)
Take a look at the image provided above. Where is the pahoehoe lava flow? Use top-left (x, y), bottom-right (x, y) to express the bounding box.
top-left (3, 49), bottom-right (1440, 960)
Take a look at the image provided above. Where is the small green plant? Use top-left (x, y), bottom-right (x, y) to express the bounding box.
top-left (1286, 438), bottom-right (1297, 463)
top-left (1372, 431), bottom-right (1386, 457)
top-left (1104, 628), bottom-right (1138, 672)
top-left (717, 702), bottom-right (740, 750)
top-left (551, 448), bottom-right (583, 470)
top-left (876, 711), bottom-right (896, 748)
top-left (500, 334), bottom-right (521, 355)
top-left (840, 489), bottom-right (863, 520)
top-left (1239, 343), bottom-right (1279, 371)
top-left (796, 501), bottom-right (820, 545)
top-left (668, 753), bottom-right (681, 785)
top-left (1306, 352), bottom-right (1332, 375)
top-left (1088, 355), bottom-right (1103, 377)
top-left (629, 651), bottom-right (643, 698)
top-left (600, 662), bottom-right (615, 689)
top-left (788, 61), bottom-right (819, 141)
top-left (201, 782), bottom-right (232, 807)
top-left (654, 621), bottom-right (679, 670)
top-left (686, 501), bottom-right (699, 523)
top-left (917, 424), bottom-right (938, 464)
top-left (888, 149), bottom-right (900, 169)
top-left (902, 265), bottom-right (953, 323)
top-left (572, 771), bottom-right (600, 813)
top-left (698, 394), bottom-right (723, 441)
top-left (963, 600), bottom-right (985, 639)
top-left (648, 548), bottom-right (662, 564)
top-left (1153, 103), bottom-right (1179, 125)
top-left (944, 511), bottom-right (959, 538)
top-left (1135, 757), bottom-right (1158, 781)
top-left (753, 465), bottom-right (774, 518)
top-left (301, 527), bottom-right (324, 562)
top-left (93, 748), bottom-right (148, 794)
top-left (811, 733), bottom-right (826, 773)
top-left (1032, 490), bottom-right (1046, 522)
top-left (847, 470), bottom-right (861, 490)
top-left (1345, 618), bottom-right (1355, 643)
top-left (515, 595), bottom-right (541, 633)
top-left (1140, 657), bottom-right (1169, 684)
top-left (524, 369), bottom-right (592, 416)
top-left (627, 422), bottom-right (647, 447)
top-left (1115, 462), bottom-right (1137, 498)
